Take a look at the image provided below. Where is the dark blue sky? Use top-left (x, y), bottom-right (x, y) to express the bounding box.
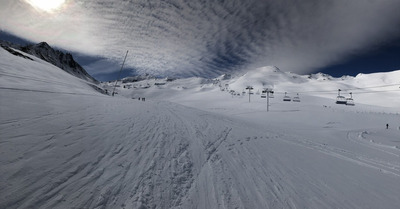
top-left (318, 38), bottom-right (400, 77)
top-left (1, 30), bottom-right (400, 81)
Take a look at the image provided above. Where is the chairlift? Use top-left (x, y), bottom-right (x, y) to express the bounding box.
top-left (261, 90), bottom-right (267, 98)
top-left (269, 91), bottom-right (274, 98)
top-left (346, 98), bottom-right (355, 106)
top-left (293, 93), bottom-right (300, 102)
top-left (336, 96), bottom-right (347, 104)
top-left (283, 92), bottom-right (291, 102)
top-left (346, 92), bottom-right (355, 106)
top-left (336, 89), bottom-right (346, 104)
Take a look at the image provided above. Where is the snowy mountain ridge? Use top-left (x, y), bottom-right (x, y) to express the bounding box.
top-left (0, 40), bottom-right (98, 83)
top-left (0, 45), bottom-right (104, 95)
top-left (109, 65), bottom-right (400, 108)
top-left (122, 73), bottom-right (156, 83)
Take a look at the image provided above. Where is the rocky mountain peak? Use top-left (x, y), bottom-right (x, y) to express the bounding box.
top-left (20, 42), bottom-right (98, 83)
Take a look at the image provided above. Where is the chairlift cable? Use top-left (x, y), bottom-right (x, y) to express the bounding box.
top-left (112, 50), bottom-right (129, 96)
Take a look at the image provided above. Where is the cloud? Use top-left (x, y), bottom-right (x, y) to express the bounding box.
top-left (0, 0), bottom-right (103, 53)
top-left (1, 0), bottom-right (400, 77)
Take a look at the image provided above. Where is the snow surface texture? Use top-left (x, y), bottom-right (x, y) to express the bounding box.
top-left (1, 47), bottom-right (400, 209)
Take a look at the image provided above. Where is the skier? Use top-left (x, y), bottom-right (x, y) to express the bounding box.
top-left (386, 124), bottom-right (389, 129)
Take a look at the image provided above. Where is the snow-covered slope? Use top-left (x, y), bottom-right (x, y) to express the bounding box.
top-left (215, 66), bottom-right (400, 108)
top-left (0, 46), bottom-right (103, 95)
top-left (1, 48), bottom-right (400, 209)
top-left (0, 40), bottom-right (98, 83)
top-left (111, 66), bottom-right (400, 108)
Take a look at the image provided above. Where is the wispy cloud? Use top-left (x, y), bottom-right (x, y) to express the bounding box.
top-left (1, 0), bottom-right (400, 77)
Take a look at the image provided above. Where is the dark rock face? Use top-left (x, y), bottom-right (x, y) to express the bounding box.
top-left (0, 44), bottom-right (33, 61)
top-left (0, 40), bottom-right (98, 83)
top-left (20, 42), bottom-right (98, 83)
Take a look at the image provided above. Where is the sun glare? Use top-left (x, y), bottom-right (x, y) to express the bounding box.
top-left (26, 0), bottom-right (66, 13)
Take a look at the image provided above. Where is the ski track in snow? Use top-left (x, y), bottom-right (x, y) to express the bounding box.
top-left (0, 91), bottom-right (260, 209)
top-left (1, 90), bottom-right (400, 209)
top-left (278, 133), bottom-right (400, 177)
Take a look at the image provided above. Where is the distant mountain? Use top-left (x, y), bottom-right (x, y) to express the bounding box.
top-left (122, 73), bottom-right (155, 83)
top-left (0, 41), bottom-right (106, 95)
top-left (0, 40), bottom-right (98, 83)
top-left (108, 65), bottom-right (399, 107)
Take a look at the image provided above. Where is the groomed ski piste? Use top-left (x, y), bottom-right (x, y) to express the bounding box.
top-left (1, 46), bottom-right (400, 209)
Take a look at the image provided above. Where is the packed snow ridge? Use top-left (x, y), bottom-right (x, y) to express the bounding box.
top-left (1, 44), bottom-right (400, 209)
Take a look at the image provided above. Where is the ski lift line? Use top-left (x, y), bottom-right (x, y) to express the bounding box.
top-left (271, 89), bottom-right (400, 96)
top-left (271, 85), bottom-right (400, 94)
top-left (337, 84), bottom-right (400, 91)
top-left (347, 83), bottom-right (399, 89)
top-left (112, 50), bottom-right (129, 96)
top-left (267, 83), bottom-right (399, 94)
top-left (350, 89), bottom-right (400, 94)
top-left (315, 89), bottom-right (400, 94)
top-left (304, 83), bottom-right (399, 93)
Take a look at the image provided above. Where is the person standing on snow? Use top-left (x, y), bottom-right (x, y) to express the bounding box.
top-left (386, 124), bottom-right (389, 129)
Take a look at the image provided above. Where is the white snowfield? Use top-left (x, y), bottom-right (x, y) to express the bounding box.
top-left (1, 47), bottom-right (400, 209)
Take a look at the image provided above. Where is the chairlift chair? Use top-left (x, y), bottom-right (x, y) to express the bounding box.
top-left (269, 92), bottom-right (274, 98)
top-left (336, 96), bottom-right (347, 104)
top-left (283, 92), bottom-right (291, 102)
top-left (260, 90), bottom-right (266, 98)
top-left (336, 89), bottom-right (347, 104)
top-left (293, 93), bottom-right (300, 102)
top-left (346, 92), bottom-right (355, 106)
top-left (346, 98), bottom-right (355, 106)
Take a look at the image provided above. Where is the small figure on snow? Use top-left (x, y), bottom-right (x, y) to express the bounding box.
top-left (386, 124), bottom-right (389, 129)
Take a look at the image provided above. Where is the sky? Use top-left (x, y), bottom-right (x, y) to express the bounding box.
top-left (1, 0), bottom-right (400, 81)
